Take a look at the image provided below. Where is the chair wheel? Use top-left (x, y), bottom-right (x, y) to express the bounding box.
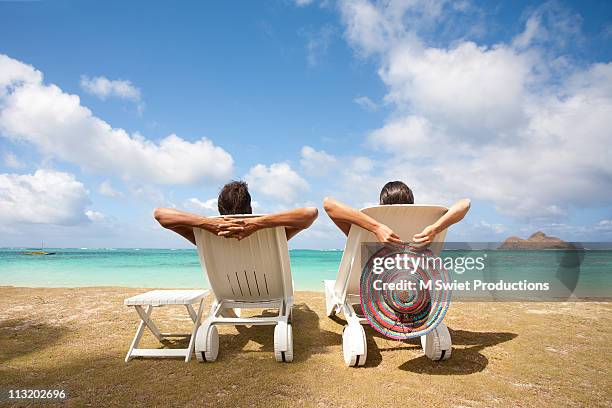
top-left (342, 324), bottom-right (367, 367)
top-left (421, 322), bottom-right (452, 361)
top-left (195, 324), bottom-right (218, 362)
top-left (274, 324), bottom-right (293, 363)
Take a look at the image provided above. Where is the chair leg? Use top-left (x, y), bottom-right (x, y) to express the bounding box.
top-left (185, 299), bottom-right (205, 362)
top-left (125, 305), bottom-right (152, 363)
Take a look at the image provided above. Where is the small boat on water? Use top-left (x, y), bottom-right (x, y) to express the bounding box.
top-left (23, 242), bottom-right (56, 256)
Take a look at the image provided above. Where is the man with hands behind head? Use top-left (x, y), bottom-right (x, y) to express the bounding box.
top-left (154, 181), bottom-right (318, 245)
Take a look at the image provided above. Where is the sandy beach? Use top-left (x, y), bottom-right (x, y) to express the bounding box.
top-left (1, 286), bottom-right (610, 407)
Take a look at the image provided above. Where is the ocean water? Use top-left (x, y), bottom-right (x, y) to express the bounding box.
top-left (0, 248), bottom-right (610, 296)
top-left (0, 248), bottom-right (342, 291)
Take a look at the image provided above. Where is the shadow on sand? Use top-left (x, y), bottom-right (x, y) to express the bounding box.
top-left (160, 303), bottom-right (342, 363)
top-left (328, 314), bottom-right (516, 373)
top-left (146, 304), bottom-right (517, 373)
top-left (226, 303), bottom-right (342, 362)
top-left (0, 318), bottom-right (70, 363)
top-left (398, 328), bottom-right (517, 374)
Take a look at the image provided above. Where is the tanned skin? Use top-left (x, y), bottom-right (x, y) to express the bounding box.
top-left (153, 207), bottom-right (319, 245)
top-left (322, 197), bottom-right (471, 244)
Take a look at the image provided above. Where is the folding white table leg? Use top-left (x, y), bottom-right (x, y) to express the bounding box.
top-left (185, 299), bottom-right (205, 362)
top-left (134, 305), bottom-right (163, 341)
top-left (186, 304), bottom-right (197, 322)
top-left (125, 305), bottom-right (152, 363)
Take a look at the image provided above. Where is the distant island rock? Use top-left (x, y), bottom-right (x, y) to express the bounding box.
top-left (499, 231), bottom-right (573, 250)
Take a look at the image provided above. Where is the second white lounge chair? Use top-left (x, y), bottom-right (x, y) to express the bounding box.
top-left (193, 215), bottom-right (294, 363)
top-left (324, 204), bottom-right (452, 367)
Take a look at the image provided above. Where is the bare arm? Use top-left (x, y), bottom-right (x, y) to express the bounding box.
top-left (322, 197), bottom-right (403, 244)
top-left (153, 208), bottom-right (225, 245)
top-left (413, 198), bottom-right (471, 244)
top-left (219, 207), bottom-right (318, 241)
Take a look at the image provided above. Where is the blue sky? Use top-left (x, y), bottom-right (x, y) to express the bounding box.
top-left (0, 0), bottom-right (611, 249)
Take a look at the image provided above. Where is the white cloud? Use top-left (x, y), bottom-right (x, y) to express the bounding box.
top-left (300, 145), bottom-right (337, 176)
top-left (512, 2), bottom-right (583, 51)
top-left (0, 54), bottom-right (234, 185)
top-left (245, 162), bottom-right (309, 203)
top-left (338, 1), bottom-right (612, 219)
top-left (339, 0), bottom-right (391, 56)
top-left (129, 185), bottom-right (167, 205)
top-left (350, 156), bottom-right (374, 173)
top-left (289, 215), bottom-right (346, 249)
top-left (369, 115), bottom-right (435, 153)
top-left (512, 13), bottom-right (542, 50)
top-left (185, 197), bottom-right (218, 215)
top-left (0, 169), bottom-right (91, 225)
top-left (80, 75), bottom-right (141, 101)
top-left (595, 219), bottom-right (612, 232)
top-left (97, 181), bottom-right (122, 198)
top-left (85, 209), bottom-right (105, 221)
top-left (305, 25), bottom-right (335, 67)
top-left (353, 95), bottom-right (378, 111)
top-left (0, 54), bottom-right (42, 98)
top-left (294, 0), bottom-right (314, 6)
top-left (339, 0), bottom-right (451, 57)
top-left (2, 151), bottom-right (24, 169)
top-left (332, 154), bottom-right (453, 208)
top-left (184, 196), bottom-right (262, 216)
top-left (479, 220), bottom-right (506, 234)
top-left (382, 42), bottom-right (532, 136)
top-left (321, 155), bottom-right (381, 207)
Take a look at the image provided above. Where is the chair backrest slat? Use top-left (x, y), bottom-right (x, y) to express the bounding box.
top-left (193, 215), bottom-right (293, 303)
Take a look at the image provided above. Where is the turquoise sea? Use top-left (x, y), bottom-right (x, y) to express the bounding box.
top-left (0, 248), bottom-right (611, 297)
top-left (0, 248), bottom-right (342, 291)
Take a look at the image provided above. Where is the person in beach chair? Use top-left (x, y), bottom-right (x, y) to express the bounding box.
top-left (135, 180), bottom-right (317, 363)
top-left (323, 181), bottom-right (470, 246)
top-left (322, 181), bottom-right (470, 366)
top-left (153, 180), bottom-right (318, 245)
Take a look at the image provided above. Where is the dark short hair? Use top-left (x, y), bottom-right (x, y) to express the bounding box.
top-left (218, 181), bottom-right (252, 215)
top-left (379, 181), bottom-right (414, 205)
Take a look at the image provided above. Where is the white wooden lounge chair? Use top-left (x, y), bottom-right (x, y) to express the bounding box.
top-left (124, 289), bottom-right (208, 362)
top-left (193, 215), bottom-right (294, 363)
top-left (324, 205), bottom-right (452, 366)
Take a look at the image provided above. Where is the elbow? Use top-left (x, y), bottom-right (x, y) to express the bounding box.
top-left (457, 199), bottom-right (471, 220)
top-left (153, 208), bottom-right (163, 221)
top-left (323, 196), bottom-right (335, 214)
top-left (303, 207), bottom-right (318, 226)
top-left (153, 208), bottom-right (168, 225)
